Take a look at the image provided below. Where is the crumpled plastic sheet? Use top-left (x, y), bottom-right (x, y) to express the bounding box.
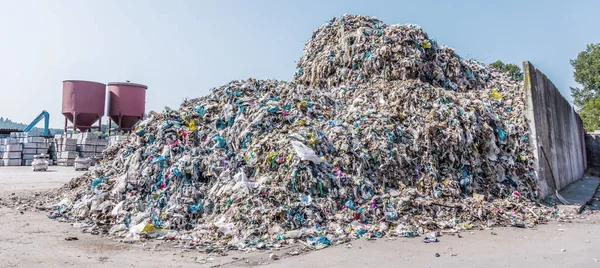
top-left (48, 15), bottom-right (560, 251)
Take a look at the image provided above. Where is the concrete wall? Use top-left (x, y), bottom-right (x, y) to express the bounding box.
top-left (523, 61), bottom-right (587, 198)
top-left (586, 132), bottom-right (600, 170)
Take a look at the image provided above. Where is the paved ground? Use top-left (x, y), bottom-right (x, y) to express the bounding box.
top-left (556, 176), bottom-right (600, 207)
top-left (1, 166), bottom-right (81, 193)
top-left (1, 166), bottom-right (600, 268)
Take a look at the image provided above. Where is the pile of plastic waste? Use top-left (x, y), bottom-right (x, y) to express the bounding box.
top-left (294, 15), bottom-right (490, 91)
top-left (31, 155), bottom-right (49, 172)
top-left (48, 15), bottom-right (557, 250)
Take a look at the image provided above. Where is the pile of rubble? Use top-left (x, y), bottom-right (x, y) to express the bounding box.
top-left (48, 15), bottom-right (557, 250)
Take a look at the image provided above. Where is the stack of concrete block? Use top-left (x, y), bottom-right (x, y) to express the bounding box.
top-left (97, 139), bottom-right (108, 155)
top-left (0, 133), bottom-right (54, 166)
top-left (107, 135), bottom-right (126, 147)
top-left (54, 135), bottom-right (78, 166)
top-left (39, 133), bottom-right (115, 167)
top-left (1, 133), bottom-right (23, 166)
top-left (21, 136), bottom-right (49, 166)
top-left (0, 132), bottom-right (115, 167)
top-left (0, 141), bottom-right (22, 166)
top-left (48, 139), bottom-right (57, 164)
top-left (74, 132), bottom-right (107, 158)
top-left (10, 131), bottom-right (27, 140)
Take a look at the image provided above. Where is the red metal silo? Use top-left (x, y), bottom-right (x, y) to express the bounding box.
top-left (62, 80), bottom-right (106, 133)
top-left (107, 82), bottom-right (147, 133)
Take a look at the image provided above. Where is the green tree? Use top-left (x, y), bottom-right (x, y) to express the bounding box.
top-left (490, 60), bottom-right (523, 81)
top-left (570, 43), bottom-right (600, 108)
top-left (579, 95), bottom-right (600, 132)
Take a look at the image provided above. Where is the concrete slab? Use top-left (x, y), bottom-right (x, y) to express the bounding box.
top-left (555, 176), bottom-right (600, 212)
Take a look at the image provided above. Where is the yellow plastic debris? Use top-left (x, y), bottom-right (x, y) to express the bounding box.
top-left (187, 120), bottom-right (197, 131)
top-left (490, 89), bottom-right (503, 100)
top-left (140, 222), bottom-right (159, 233)
top-left (297, 101), bottom-right (308, 111)
top-left (421, 40), bottom-right (432, 49)
top-left (307, 132), bottom-right (318, 146)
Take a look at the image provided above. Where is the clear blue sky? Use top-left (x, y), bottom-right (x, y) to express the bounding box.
top-left (0, 0), bottom-right (598, 128)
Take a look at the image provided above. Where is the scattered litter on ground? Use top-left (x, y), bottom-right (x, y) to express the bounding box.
top-left (423, 237), bottom-right (439, 243)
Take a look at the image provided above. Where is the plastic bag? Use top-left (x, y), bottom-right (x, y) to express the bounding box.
top-left (291, 140), bottom-right (322, 164)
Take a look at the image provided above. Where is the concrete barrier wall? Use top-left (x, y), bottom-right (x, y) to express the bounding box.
top-left (586, 132), bottom-right (600, 170)
top-left (523, 61), bottom-right (587, 198)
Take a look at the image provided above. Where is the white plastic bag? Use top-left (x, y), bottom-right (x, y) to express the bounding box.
top-left (291, 140), bottom-right (321, 164)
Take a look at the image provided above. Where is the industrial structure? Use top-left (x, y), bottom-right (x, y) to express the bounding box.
top-left (107, 82), bottom-right (147, 134)
top-left (23, 110), bottom-right (50, 137)
top-left (0, 79), bottom-right (148, 167)
top-left (62, 80), bottom-right (106, 133)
